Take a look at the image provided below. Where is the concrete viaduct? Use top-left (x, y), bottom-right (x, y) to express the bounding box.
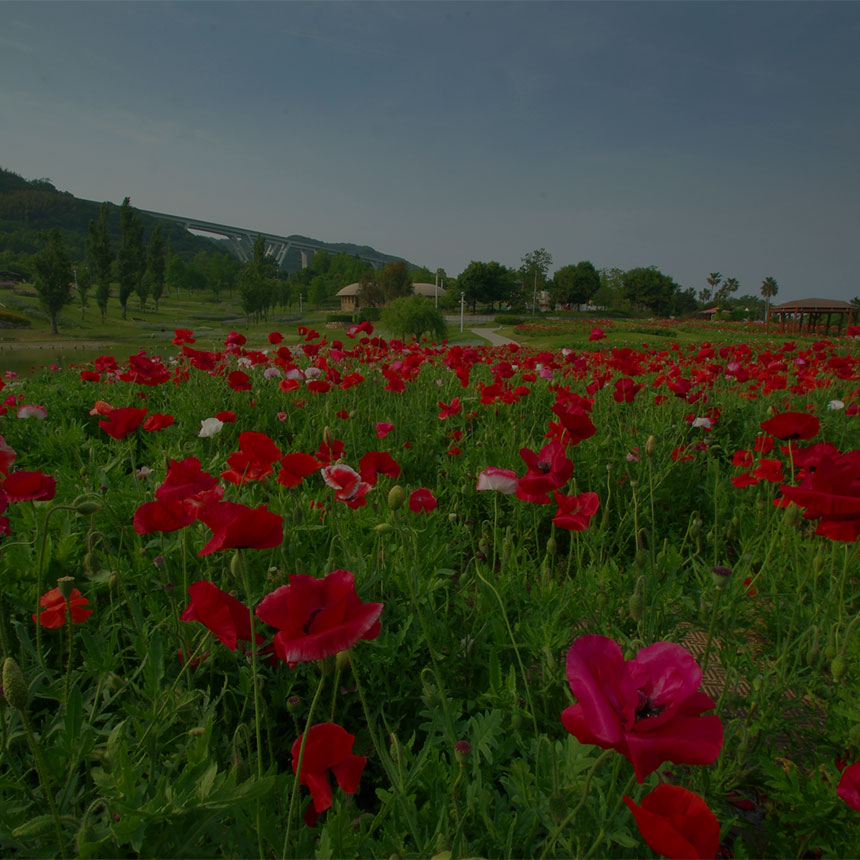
top-left (138, 209), bottom-right (389, 271)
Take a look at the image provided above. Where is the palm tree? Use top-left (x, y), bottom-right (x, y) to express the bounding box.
top-left (761, 276), bottom-right (779, 324)
top-left (706, 272), bottom-right (721, 299)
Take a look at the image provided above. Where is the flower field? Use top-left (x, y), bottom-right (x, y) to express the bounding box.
top-left (2, 323), bottom-right (860, 858)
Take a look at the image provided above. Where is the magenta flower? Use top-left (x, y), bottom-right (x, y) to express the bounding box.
top-left (561, 635), bottom-right (723, 782)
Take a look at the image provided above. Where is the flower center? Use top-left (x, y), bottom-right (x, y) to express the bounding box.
top-left (302, 607), bottom-right (323, 635)
top-left (537, 461), bottom-right (551, 473)
top-left (635, 690), bottom-right (666, 722)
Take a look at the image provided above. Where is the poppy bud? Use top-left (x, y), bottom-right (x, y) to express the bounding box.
top-left (335, 650), bottom-right (351, 672)
top-left (645, 435), bottom-right (657, 458)
top-left (546, 536), bottom-right (557, 557)
top-left (230, 551), bottom-right (242, 579)
top-left (712, 565), bottom-right (732, 590)
top-left (2, 657), bottom-right (28, 710)
top-left (389, 733), bottom-right (402, 765)
top-left (83, 552), bottom-right (98, 575)
top-left (375, 522), bottom-right (394, 534)
top-left (784, 504), bottom-right (800, 527)
top-left (387, 485), bottom-right (407, 510)
top-left (690, 515), bottom-right (702, 536)
top-left (825, 628), bottom-right (838, 661)
top-left (634, 550), bottom-right (649, 571)
top-left (813, 550), bottom-right (825, 575)
top-left (454, 740), bottom-right (471, 766)
top-left (76, 500), bottom-right (101, 515)
top-left (57, 576), bottom-right (76, 600)
top-left (832, 654), bottom-right (847, 682)
top-left (108, 571), bottom-right (119, 591)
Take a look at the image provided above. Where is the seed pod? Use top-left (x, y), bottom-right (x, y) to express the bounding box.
top-left (711, 566), bottom-right (732, 590)
top-left (629, 577), bottom-right (645, 623)
top-left (1, 658), bottom-right (28, 710)
top-left (57, 575), bottom-right (76, 599)
top-left (645, 435), bottom-right (657, 458)
top-left (832, 654), bottom-right (847, 682)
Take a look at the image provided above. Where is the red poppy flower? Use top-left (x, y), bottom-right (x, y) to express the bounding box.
top-left (2, 470), bottom-right (56, 502)
top-left (517, 441), bottom-right (574, 504)
top-left (291, 722), bottom-right (366, 825)
top-left (0, 436), bottom-right (18, 476)
top-left (314, 434), bottom-right (345, 465)
top-left (731, 473), bottom-right (759, 489)
top-left (752, 458), bottom-right (785, 483)
top-left (98, 406), bottom-right (148, 440)
top-left (256, 569), bottom-right (383, 666)
top-left (268, 331), bottom-right (283, 345)
top-left (409, 488), bottom-right (437, 513)
top-left (227, 370), bottom-right (252, 392)
top-left (172, 328), bottom-right (196, 345)
top-left (837, 762), bottom-right (860, 811)
top-left (278, 452), bottom-right (323, 488)
top-left (80, 370), bottom-right (101, 382)
top-left (561, 635), bottom-right (723, 782)
top-left (224, 331), bottom-right (247, 348)
top-left (133, 498), bottom-right (197, 534)
top-left (180, 580), bottom-right (262, 651)
top-left (760, 411), bottom-right (820, 441)
top-left (222, 431), bottom-right (282, 484)
top-left (358, 451), bottom-right (401, 486)
top-left (143, 413), bottom-right (175, 432)
top-left (437, 397), bottom-right (462, 419)
top-left (779, 448), bottom-right (860, 541)
top-left (550, 402), bottom-right (596, 446)
top-left (156, 457), bottom-right (218, 504)
top-left (197, 501), bottom-right (284, 555)
top-left (321, 464), bottom-right (371, 508)
top-left (552, 491), bottom-right (600, 531)
top-left (613, 377), bottom-right (643, 403)
top-left (33, 586), bottom-right (93, 628)
top-left (589, 327), bottom-right (606, 341)
top-left (216, 410), bottom-right (237, 423)
top-left (624, 784), bottom-right (720, 860)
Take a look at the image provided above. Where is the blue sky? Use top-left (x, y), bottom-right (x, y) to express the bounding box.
top-left (2, 1), bottom-right (858, 302)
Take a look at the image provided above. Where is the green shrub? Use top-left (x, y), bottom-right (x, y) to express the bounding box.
top-left (358, 307), bottom-right (381, 322)
top-left (496, 315), bottom-right (523, 326)
top-left (326, 313), bottom-right (354, 323)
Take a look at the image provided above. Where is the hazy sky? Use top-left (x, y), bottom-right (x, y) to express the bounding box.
top-left (3, 1), bottom-right (859, 302)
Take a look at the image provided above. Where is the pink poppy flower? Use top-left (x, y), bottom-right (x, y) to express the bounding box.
top-left (476, 467), bottom-right (518, 494)
top-left (17, 404), bottom-right (48, 419)
top-left (0, 436), bottom-right (17, 476)
top-left (321, 464), bottom-right (371, 509)
top-left (375, 422), bottom-right (395, 439)
top-left (561, 635), bottom-right (723, 782)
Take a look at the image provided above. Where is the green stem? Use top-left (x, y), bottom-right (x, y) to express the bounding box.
top-left (539, 749), bottom-right (613, 860)
top-left (63, 597), bottom-right (73, 704)
top-left (283, 670), bottom-right (326, 859)
top-left (20, 712), bottom-right (67, 859)
top-left (701, 584), bottom-right (724, 673)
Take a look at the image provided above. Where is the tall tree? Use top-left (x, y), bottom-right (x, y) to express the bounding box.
top-left (377, 260), bottom-right (412, 303)
top-left (458, 260), bottom-right (517, 312)
top-left (116, 197), bottom-right (144, 319)
top-left (239, 235), bottom-right (276, 321)
top-left (715, 276), bottom-right (740, 305)
top-left (76, 265), bottom-right (92, 318)
top-left (145, 224), bottom-right (166, 310)
top-left (87, 203), bottom-right (113, 322)
top-left (520, 248), bottom-right (553, 311)
top-left (760, 276), bottom-right (779, 322)
top-left (32, 229), bottom-right (73, 335)
top-left (622, 266), bottom-right (685, 316)
top-left (551, 260), bottom-right (600, 307)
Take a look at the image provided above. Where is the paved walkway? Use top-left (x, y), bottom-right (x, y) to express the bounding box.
top-left (469, 327), bottom-right (520, 347)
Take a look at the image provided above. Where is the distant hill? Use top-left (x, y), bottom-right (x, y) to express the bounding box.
top-left (0, 167), bottom-right (415, 275)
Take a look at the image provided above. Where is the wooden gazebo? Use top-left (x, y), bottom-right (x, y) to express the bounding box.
top-left (769, 298), bottom-right (857, 335)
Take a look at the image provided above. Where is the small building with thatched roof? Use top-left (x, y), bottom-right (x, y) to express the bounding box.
top-left (336, 281), bottom-right (447, 312)
top-left (769, 298), bottom-right (856, 335)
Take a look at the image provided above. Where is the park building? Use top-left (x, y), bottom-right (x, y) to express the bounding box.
top-left (336, 282), bottom-right (447, 313)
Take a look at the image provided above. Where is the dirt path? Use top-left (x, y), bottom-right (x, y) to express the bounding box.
top-left (469, 327), bottom-right (520, 346)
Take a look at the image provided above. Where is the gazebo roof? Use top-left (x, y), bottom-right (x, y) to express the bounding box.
top-left (336, 281), bottom-right (446, 298)
top-left (772, 298), bottom-right (855, 311)
top-left (336, 283), bottom-right (362, 296)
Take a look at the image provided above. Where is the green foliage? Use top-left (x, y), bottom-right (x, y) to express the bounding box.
top-left (458, 260), bottom-right (518, 311)
top-left (381, 294), bottom-right (446, 340)
top-left (622, 265), bottom-right (695, 316)
top-left (551, 260), bottom-right (601, 307)
top-left (116, 198), bottom-right (144, 320)
top-left (0, 308), bottom-right (30, 327)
